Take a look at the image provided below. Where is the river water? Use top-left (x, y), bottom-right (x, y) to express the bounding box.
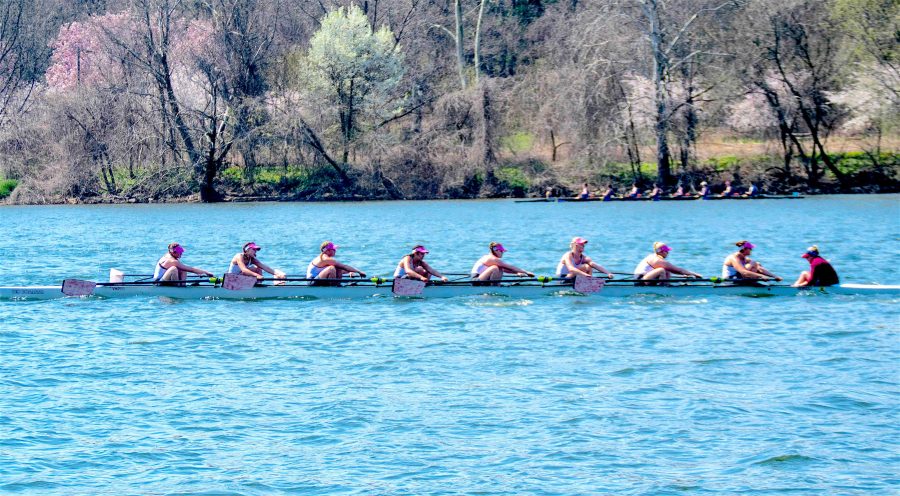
top-left (1, 195), bottom-right (898, 494)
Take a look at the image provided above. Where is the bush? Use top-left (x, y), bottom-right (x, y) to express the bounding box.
top-left (496, 167), bottom-right (530, 196)
top-left (0, 179), bottom-right (18, 199)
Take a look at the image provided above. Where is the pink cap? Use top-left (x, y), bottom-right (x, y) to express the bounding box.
top-left (742, 242), bottom-right (756, 250)
top-left (321, 242), bottom-right (339, 252)
top-left (571, 237), bottom-right (588, 245)
top-left (172, 245), bottom-right (185, 255)
top-left (413, 245), bottom-right (429, 253)
top-left (656, 244), bottom-right (671, 253)
top-left (490, 243), bottom-right (506, 253)
top-left (244, 242), bottom-right (261, 252)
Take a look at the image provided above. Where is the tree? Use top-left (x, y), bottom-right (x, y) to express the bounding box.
top-left (303, 4), bottom-right (404, 165)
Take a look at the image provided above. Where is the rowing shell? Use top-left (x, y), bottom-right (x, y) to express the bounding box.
top-left (1, 281), bottom-right (898, 300)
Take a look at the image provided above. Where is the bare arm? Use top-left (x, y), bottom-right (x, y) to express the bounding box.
top-left (421, 260), bottom-right (448, 282)
top-left (496, 259), bottom-right (534, 277)
top-left (171, 259), bottom-right (214, 277)
top-left (401, 257), bottom-right (428, 282)
top-left (235, 256), bottom-right (263, 279)
top-left (658, 259), bottom-right (701, 278)
top-left (727, 256), bottom-right (767, 280)
top-left (587, 258), bottom-right (615, 278)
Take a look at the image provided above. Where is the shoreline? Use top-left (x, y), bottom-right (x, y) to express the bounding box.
top-left (2, 190), bottom-right (899, 206)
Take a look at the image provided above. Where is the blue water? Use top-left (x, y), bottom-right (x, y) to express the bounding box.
top-left (1, 195), bottom-right (899, 494)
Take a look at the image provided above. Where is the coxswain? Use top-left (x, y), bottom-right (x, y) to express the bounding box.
top-left (152, 242), bottom-right (214, 285)
top-left (394, 245), bottom-right (448, 282)
top-left (306, 241), bottom-right (366, 285)
top-left (471, 242), bottom-right (534, 282)
top-left (556, 237), bottom-right (614, 279)
top-left (721, 240), bottom-right (782, 281)
top-left (633, 242), bottom-right (702, 282)
top-left (227, 242), bottom-right (285, 282)
top-left (792, 245), bottom-right (839, 287)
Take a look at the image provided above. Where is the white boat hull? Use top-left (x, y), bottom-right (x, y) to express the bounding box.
top-left (1, 282), bottom-right (899, 300)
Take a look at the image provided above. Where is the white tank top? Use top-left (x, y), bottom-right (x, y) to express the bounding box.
top-left (470, 255), bottom-right (491, 276)
top-left (153, 255), bottom-right (171, 281)
top-left (633, 254), bottom-right (658, 277)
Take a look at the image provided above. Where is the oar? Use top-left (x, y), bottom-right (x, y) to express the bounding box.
top-left (61, 276), bottom-right (222, 296)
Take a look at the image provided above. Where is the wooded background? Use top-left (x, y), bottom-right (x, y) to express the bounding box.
top-left (0, 0), bottom-right (896, 203)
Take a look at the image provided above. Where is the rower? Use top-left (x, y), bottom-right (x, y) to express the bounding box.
top-left (671, 183), bottom-right (687, 197)
top-left (152, 242), bottom-right (214, 285)
top-left (556, 237), bottom-right (614, 279)
top-left (601, 185), bottom-right (616, 201)
top-left (227, 242), bottom-right (285, 282)
top-left (793, 245), bottom-right (839, 287)
top-left (721, 241), bottom-right (782, 281)
top-left (697, 181), bottom-right (710, 199)
top-left (471, 242), bottom-right (534, 282)
top-left (625, 183), bottom-right (641, 199)
top-left (394, 245), bottom-right (448, 282)
top-left (633, 242), bottom-right (702, 282)
top-left (307, 241), bottom-right (366, 285)
top-left (649, 184), bottom-right (662, 201)
top-left (719, 180), bottom-right (735, 197)
top-left (544, 187), bottom-right (554, 199)
top-left (579, 183), bottom-right (591, 199)
top-left (742, 183), bottom-right (759, 197)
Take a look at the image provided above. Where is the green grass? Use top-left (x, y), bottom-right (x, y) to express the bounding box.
top-left (500, 132), bottom-right (534, 154)
top-left (0, 179), bottom-right (18, 199)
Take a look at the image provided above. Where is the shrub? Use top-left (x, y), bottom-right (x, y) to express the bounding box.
top-left (0, 179), bottom-right (18, 199)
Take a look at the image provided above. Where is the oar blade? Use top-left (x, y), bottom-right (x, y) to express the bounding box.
top-left (223, 273), bottom-right (257, 290)
top-left (61, 279), bottom-right (98, 296)
top-left (392, 278), bottom-right (425, 296)
top-left (574, 275), bottom-right (605, 293)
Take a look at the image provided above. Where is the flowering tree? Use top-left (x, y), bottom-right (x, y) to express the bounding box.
top-left (304, 5), bottom-right (404, 165)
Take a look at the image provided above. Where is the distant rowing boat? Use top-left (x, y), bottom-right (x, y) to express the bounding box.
top-left (1, 279), bottom-right (897, 300)
top-left (514, 194), bottom-right (804, 203)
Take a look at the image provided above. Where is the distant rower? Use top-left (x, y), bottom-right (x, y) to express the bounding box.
top-left (601, 185), bottom-right (616, 201)
top-left (792, 245), bottom-right (839, 287)
top-left (579, 183), bottom-right (591, 199)
top-left (227, 242), bottom-right (285, 282)
top-left (471, 242), bottom-right (534, 282)
top-left (307, 241), bottom-right (366, 285)
top-left (721, 241), bottom-right (782, 281)
top-left (626, 183), bottom-right (641, 199)
top-left (556, 237), bottom-right (614, 279)
top-left (152, 242), bottom-right (214, 284)
top-left (697, 181), bottom-right (710, 199)
top-left (633, 242), bottom-right (703, 282)
top-left (394, 245), bottom-right (448, 282)
top-left (720, 180), bottom-right (735, 197)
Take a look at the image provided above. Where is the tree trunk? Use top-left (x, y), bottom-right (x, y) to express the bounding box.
top-left (644, 0), bottom-right (673, 186)
top-left (454, 0), bottom-right (466, 89)
top-left (474, 0), bottom-right (488, 84)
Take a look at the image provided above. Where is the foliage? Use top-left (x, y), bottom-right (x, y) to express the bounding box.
top-left (301, 5), bottom-right (404, 162)
top-left (500, 132), bottom-right (534, 154)
top-left (0, 179), bottom-right (18, 199)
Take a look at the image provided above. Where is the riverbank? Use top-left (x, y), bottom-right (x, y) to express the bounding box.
top-left (3, 149), bottom-right (898, 205)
